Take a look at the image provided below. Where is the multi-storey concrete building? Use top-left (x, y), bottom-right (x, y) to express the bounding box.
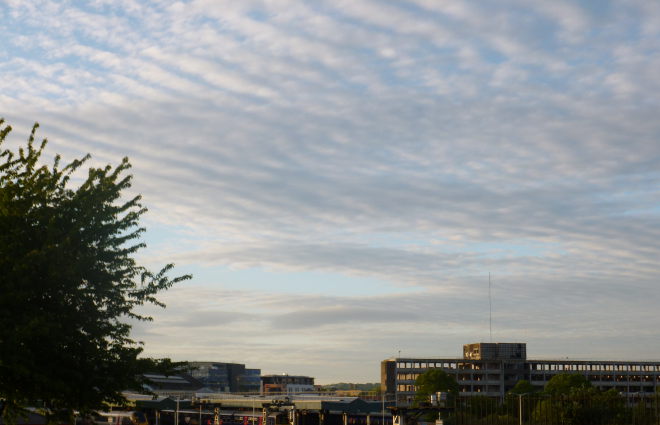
top-left (381, 342), bottom-right (660, 404)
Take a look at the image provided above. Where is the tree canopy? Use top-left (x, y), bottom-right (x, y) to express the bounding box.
top-left (0, 120), bottom-right (191, 423)
top-left (508, 379), bottom-right (537, 395)
top-left (414, 368), bottom-right (459, 403)
top-left (544, 373), bottom-right (594, 395)
top-left (530, 374), bottom-right (616, 425)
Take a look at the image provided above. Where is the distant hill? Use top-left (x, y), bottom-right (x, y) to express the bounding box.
top-left (321, 383), bottom-right (380, 391)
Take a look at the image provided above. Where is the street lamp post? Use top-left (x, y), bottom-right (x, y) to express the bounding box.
top-left (518, 394), bottom-right (529, 425)
top-left (175, 397), bottom-right (180, 425)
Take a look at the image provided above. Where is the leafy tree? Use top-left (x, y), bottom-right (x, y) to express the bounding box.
top-left (543, 374), bottom-right (593, 396)
top-left (531, 374), bottom-right (607, 425)
top-left (508, 379), bottom-right (537, 395)
top-left (505, 379), bottom-right (540, 421)
top-left (478, 413), bottom-right (517, 425)
top-left (0, 120), bottom-right (191, 423)
top-left (463, 395), bottom-right (499, 420)
top-left (413, 369), bottom-right (459, 422)
top-left (415, 368), bottom-right (459, 403)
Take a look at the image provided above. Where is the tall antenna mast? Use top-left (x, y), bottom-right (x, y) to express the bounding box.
top-left (489, 272), bottom-right (492, 343)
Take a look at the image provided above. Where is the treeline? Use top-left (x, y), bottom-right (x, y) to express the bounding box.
top-left (322, 383), bottom-right (381, 391)
top-left (456, 392), bottom-right (657, 425)
top-left (415, 370), bottom-right (659, 425)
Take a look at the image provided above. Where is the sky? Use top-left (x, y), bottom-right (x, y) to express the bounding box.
top-left (1, 0), bottom-right (660, 384)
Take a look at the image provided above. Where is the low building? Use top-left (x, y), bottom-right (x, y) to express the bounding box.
top-left (179, 394), bottom-right (394, 425)
top-left (261, 374), bottom-right (315, 394)
top-left (187, 362), bottom-right (261, 393)
top-left (381, 342), bottom-right (660, 404)
top-left (142, 373), bottom-right (204, 398)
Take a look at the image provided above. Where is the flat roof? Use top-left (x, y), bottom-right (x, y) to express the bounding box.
top-left (389, 357), bottom-right (660, 365)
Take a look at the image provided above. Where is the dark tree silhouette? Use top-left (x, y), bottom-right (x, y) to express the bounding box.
top-left (0, 120), bottom-right (191, 424)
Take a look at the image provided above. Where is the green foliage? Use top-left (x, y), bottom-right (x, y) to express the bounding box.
top-left (479, 413), bottom-right (517, 425)
top-left (414, 368), bottom-right (459, 404)
top-left (543, 374), bottom-right (593, 396)
top-left (462, 396), bottom-right (499, 419)
top-left (0, 120), bottom-right (191, 422)
top-left (530, 396), bottom-right (619, 425)
top-left (503, 379), bottom-right (540, 420)
top-left (527, 374), bottom-right (601, 425)
top-left (508, 379), bottom-right (537, 395)
top-left (413, 369), bottom-right (459, 422)
top-left (528, 381), bottom-right (629, 425)
top-left (452, 390), bottom-right (655, 425)
top-left (630, 400), bottom-right (655, 425)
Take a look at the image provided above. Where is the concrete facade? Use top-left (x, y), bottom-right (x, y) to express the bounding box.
top-left (381, 342), bottom-right (660, 404)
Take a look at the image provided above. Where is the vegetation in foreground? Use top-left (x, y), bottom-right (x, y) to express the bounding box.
top-left (0, 119), bottom-right (191, 424)
top-left (414, 370), bottom-right (660, 425)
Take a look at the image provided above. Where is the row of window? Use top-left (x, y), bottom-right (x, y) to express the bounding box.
top-left (528, 363), bottom-right (660, 372)
top-left (399, 373), bottom-right (660, 382)
top-left (396, 362), bottom-right (660, 372)
top-left (400, 377), bottom-right (660, 385)
top-left (396, 383), bottom-right (658, 394)
top-left (530, 374), bottom-right (660, 383)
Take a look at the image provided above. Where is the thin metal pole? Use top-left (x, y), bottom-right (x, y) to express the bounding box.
top-left (489, 272), bottom-right (492, 343)
top-left (176, 398), bottom-right (180, 425)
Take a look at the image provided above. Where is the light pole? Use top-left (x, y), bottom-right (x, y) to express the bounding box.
top-left (175, 397), bottom-right (180, 425)
top-left (518, 394), bottom-right (529, 425)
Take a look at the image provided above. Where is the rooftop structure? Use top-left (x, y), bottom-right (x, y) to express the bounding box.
top-left (261, 374), bottom-right (315, 394)
top-left (463, 342), bottom-right (526, 360)
top-left (142, 373), bottom-right (204, 398)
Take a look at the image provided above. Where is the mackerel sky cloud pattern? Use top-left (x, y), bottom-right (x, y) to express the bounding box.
top-left (1, 0), bottom-right (659, 382)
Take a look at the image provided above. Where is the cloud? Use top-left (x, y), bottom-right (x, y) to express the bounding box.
top-left (1, 0), bottom-right (659, 382)
top-left (126, 282), bottom-right (660, 380)
top-left (271, 305), bottom-right (421, 329)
